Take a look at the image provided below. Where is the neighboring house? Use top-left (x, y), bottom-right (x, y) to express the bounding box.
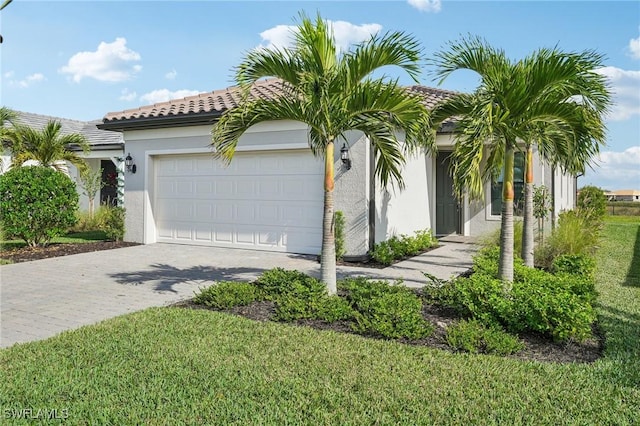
top-left (611, 189), bottom-right (640, 202)
top-left (1, 111), bottom-right (125, 210)
top-left (99, 79), bottom-right (576, 258)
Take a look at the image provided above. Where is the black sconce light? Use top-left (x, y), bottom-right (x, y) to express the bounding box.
top-left (340, 143), bottom-right (351, 170)
top-left (125, 153), bottom-right (137, 174)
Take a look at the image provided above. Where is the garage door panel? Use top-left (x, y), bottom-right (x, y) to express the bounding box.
top-left (155, 151), bottom-right (323, 254)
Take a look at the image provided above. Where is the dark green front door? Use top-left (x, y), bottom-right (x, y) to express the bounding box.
top-left (435, 152), bottom-right (460, 235)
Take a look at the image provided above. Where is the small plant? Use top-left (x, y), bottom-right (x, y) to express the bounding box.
top-left (446, 320), bottom-right (524, 355)
top-left (0, 166), bottom-right (78, 247)
top-left (78, 167), bottom-right (105, 217)
top-left (370, 229), bottom-right (437, 266)
top-left (102, 206), bottom-right (126, 241)
top-left (533, 184), bottom-right (551, 242)
top-left (193, 281), bottom-right (261, 309)
top-left (334, 210), bottom-right (346, 261)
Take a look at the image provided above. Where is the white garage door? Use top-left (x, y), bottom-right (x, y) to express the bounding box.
top-left (154, 151), bottom-right (324, 255)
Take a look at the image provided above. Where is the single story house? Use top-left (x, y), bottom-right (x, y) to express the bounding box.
top-left (1, 111), bottom-right (125, 210)
top-left (99, 79), bottom-right (576, 259)
top-left (611, 189), bottom-right (640, 202)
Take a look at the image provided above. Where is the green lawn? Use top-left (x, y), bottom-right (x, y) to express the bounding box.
top-left (0, 230), bottom-right (107, 251)
top-left (1, 221), bottom-right (639, 424)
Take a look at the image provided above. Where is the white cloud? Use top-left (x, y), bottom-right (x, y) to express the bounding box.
top-left (7, 72), bottom-right (45, 88)
top-left (59, 37), bottom-right (142, 83)
top-left (119, 88), bottom-right (138, 102)
top-left (587, 146), bottom-right (640, 189)
top-left (629, 32), bottom-right (640, 59)
top-left (407, 0), bottom-right (442, 13)
top-left (139, 89), bottom-right (200, 104)
top-left (595, 66), bottom-right (640, 121)
top-left (259, 20), bottom-right (383, 52)
top-left (165, 69), bottom-right (178, 80)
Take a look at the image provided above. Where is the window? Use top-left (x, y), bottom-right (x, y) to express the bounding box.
top-left (490, 152), bottom-right (525, 216)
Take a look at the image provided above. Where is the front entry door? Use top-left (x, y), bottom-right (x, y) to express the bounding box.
top-left (435, 152), bottom-right (460, 235)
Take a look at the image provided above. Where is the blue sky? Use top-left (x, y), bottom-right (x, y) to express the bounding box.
top-left (1, 0), bottom-right (639, 190)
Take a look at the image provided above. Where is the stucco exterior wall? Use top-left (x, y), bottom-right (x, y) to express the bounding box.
top-left (120, 121), bottom-right (371, 257)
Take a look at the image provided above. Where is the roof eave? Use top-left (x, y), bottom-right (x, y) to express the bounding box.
top-left (98, 112), bottom-right (222, 132)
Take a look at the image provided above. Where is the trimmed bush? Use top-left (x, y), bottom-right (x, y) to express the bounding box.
top-left (342, 278), bottom-right (433, 339)
top-left (257, 268), bottom-right (355, 323)
top-left (103, 206), bottom-right (126, 241)
top-left (370, 229), bottom-right (437, 265)
top-left (193, 281), bottom-right (261, 309)
top-left (446, 319), bottom-right (524, 355)
top-left (432, 249), bottom-right (597, 342)
top-left (0, 166), bottom-right (78, 246)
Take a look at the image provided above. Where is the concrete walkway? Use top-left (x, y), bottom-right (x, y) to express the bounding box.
top-left (0, 241), bottom-right (476, 348)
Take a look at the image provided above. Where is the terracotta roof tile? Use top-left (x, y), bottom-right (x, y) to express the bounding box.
top-left (102, 78), bottom-right (458, 127)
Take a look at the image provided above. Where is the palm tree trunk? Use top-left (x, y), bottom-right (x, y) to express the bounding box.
top-left (521, 144), bottom-right (534, 267)
top-left (498, 145), bottom-right (515, 286)
top-left (321, 140), bottom-right (337, 294)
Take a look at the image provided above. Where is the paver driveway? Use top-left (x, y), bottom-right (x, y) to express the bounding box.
top-left (0, 241), bottom-right (475, 348)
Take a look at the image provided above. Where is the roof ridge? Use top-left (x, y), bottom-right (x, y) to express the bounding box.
top-left (13, 109), bottom-right (93, 124)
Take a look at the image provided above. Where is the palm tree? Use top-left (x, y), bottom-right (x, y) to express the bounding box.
top-left (431, 36), bottom-right (610, 283)
top-left (518, 50), bottom-right (609, 266)
top-left (211, 14), bottom-right (433, 294)
top-left (0, 106), bottom-right (18, 171)
top-left (9, 120), bottom-right (89, 173)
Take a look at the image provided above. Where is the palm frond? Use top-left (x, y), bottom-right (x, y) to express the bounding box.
top-left (343, 31), bottom-right (423, 87)
top-left (212, 97), bottom-right (311, 163)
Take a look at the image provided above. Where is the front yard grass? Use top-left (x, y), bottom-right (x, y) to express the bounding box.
top-left (0, 230), bottom-right (107, 251)
top-left (1, 220), bottom-right (638, 424)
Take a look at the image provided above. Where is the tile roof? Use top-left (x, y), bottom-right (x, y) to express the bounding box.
top-left (101, 78), bottom-right (459, 130)
top-left (12, 111), bottom-right (123, 148)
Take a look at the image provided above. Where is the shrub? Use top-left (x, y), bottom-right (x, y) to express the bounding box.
top-left (193, 281), bottom-right (261, 309)
top-left (352, 291), bottom-right (434, 339)
top-left (255, 268), bottom-right (322, 299)
top-left (446, 319), bottom-right (524, 355)
top-left (370, 229), bottom-right (437, 265)
top-left (552, 254), bottom-right (596, 280)
top-left (257, 268), bottom-right (355, 323)
top-left (432, 254), bottom-right (597, 342)
top-left (102, 206), bottom-right (126, 241)
top-left (535, 210), bottom-right (599, 269)
top-left (334, 210), bottom-right (346, 261)
top-left (0, 166), bottom-right (78, 247)
top-left (342, 278), bottom-right (433, 339)
top-left (577, 185), bottom-right (606, 224)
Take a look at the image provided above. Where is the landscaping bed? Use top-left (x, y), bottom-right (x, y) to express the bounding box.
top-left (0, 240), bottom-right (139, 263)
top-left (175, 291), bottom-right (602, 364)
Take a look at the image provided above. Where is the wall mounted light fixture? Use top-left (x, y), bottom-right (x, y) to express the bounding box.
top-left (125, 153), bottom-right (137, 174)
top-left (340, 143), bottom-right (351, 170)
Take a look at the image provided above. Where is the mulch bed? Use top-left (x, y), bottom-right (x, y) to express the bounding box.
top-left (173, 297), bottom-right (603, 364)
top-left (0, 241), bottom-right (139, 263)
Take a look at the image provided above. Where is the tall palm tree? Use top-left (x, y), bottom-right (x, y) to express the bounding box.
top-left (9, 120), bottom-right (89, 173)
top-left (211, 14), bottom-right (433, 294)
top-left (431, 36), bottom-right (610, 283)
top-left (518, 50), bottom-right (609, 266)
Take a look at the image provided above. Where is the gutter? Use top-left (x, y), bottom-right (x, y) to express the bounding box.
top-left (97, 112), bottom-right (221, 132)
